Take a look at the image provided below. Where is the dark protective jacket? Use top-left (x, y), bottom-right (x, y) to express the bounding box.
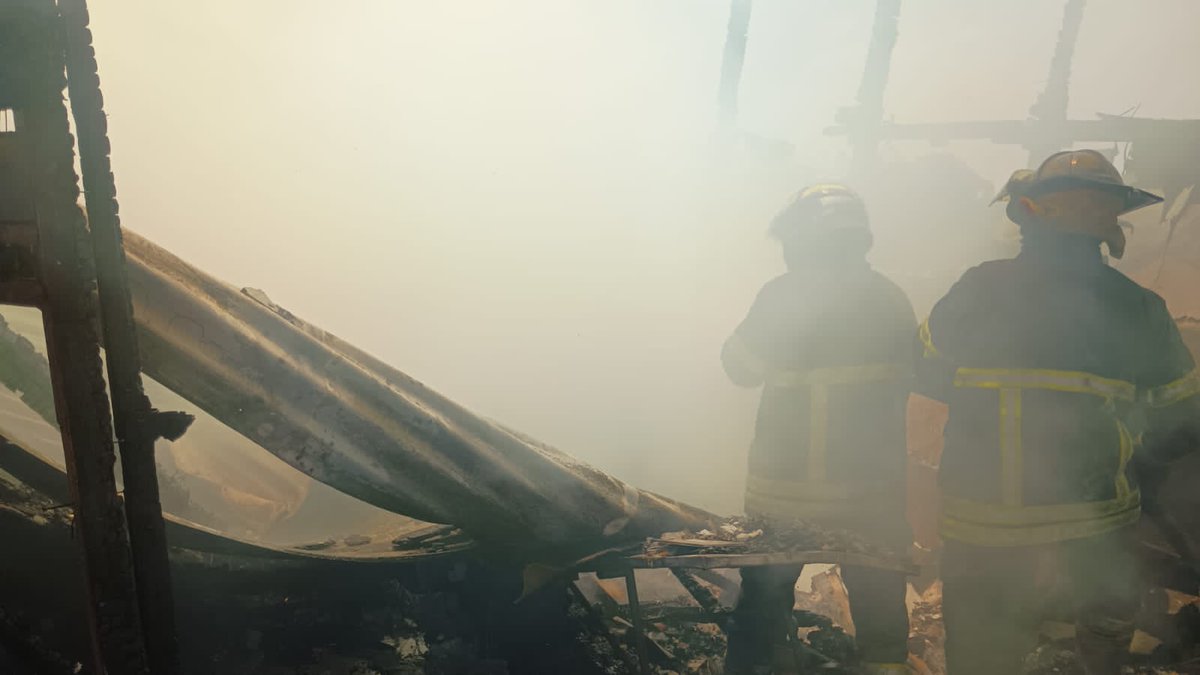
top-left (917, 231), bottom-right (1200, 547)
top-left (723, 260), bottom-right (916, 524)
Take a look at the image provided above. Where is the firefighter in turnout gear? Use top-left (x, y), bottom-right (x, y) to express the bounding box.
top-left (917, 149), bottom-right (1200, 675)
top-left (722, 184), bottom-right (916, 674)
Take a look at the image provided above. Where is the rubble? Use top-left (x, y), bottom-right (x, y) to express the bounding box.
top-left (571, 595), bottom-right (727, 675)
top-left (907, 581), bottom-right (945, 675)
top-left (796, 567), bottom-right (855, 634)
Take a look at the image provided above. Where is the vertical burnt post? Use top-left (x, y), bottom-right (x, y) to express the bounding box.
top-left (1024, 0), bottom-right (1086, 166)
top-left (57, 0), bottom-right (181, 671)
top-left (846, 0), bottom-right (901, 178)
top-left (11, 0), bottom-right (151, 672)
top-left (716, 0), bottom-right (752, 137)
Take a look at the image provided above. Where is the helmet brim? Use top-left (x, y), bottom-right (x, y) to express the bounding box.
top-left (1119, 186), bottom-right (1165, 215)
top-left (1025, 175), bottom-right (1164, 215)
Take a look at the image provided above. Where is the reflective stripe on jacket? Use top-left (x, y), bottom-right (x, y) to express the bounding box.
top-left (724, 264), bottom-right (916, 521)
top-left (916, 233), bottom-right (1200, 546)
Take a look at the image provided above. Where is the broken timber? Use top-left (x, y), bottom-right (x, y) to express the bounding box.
top-left (59, 0), bottom-right (184, 670)
top-left (7, 0), bottom-right (149, 670)
top-left (716, 0), bottom-right (752, 135)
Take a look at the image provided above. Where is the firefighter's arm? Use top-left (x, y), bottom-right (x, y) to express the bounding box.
top-left (720, 280), bottom-right (783, 387)
top-left (721, 332), bottom-right (767, 387)
top-left (913, 271), bottom-right (977, 402)
top-left (1140, 300), bottom-right (1200, 463)
top-left (1135, 387), bottom-right (1199, 515)
top-left (1135, 301), bottom-right (1200, 509)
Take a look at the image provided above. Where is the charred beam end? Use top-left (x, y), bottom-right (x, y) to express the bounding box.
top-left (15, 1), bottom-right (149, 672)
top-left (140, 409), bottom-right (194, 443)
top-left (57, 0), bottom-right (181, 671)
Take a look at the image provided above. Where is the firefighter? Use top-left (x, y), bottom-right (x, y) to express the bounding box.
top-left (916, 149), bottom-right (1200, 675)
top-left (722, 184), bottom-right (916, 674)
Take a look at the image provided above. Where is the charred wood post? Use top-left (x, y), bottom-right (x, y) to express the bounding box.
top-left (716, 0), bottom-right (752, 136)
top-left (58, 0), bottom-right (184, 671)
top-left (839, 0), bottom-right (902, 177)
top-left (1025, 0), bottom-right (1086, 165)
top-left (6, 1), bottom-right (150, 672)
top-left (624, 569), bottom-right (650, 675)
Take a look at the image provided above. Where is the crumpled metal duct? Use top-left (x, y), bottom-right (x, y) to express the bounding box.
top-left (123, 231), bottom-right (711, 550)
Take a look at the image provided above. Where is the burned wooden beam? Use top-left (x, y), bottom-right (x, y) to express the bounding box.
top-left (58, 0), bottom-right (182, 670)
top-left (669, 569), bottom-right (721, 616)
top-left (840, 0), bottom-right (902, 174)
top-left (10, 0), bottom-right (149, 670)
top-left (716, 0), bottom-right (752, 134)
top-left (1024, 0), bottom-right (1086, 165)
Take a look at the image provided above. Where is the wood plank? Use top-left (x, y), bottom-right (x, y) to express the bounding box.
top-left (628, 550), bottom-right (916, 575)
top-left (61, 0), bottom-right (180, 668)
top-left (20, 5), bottom-right (149, 668)
top-left (649, 537), bottom-right (746, 549)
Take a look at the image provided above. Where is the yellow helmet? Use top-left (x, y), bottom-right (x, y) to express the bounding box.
top-left (768, 183), bottom-right (870, 242)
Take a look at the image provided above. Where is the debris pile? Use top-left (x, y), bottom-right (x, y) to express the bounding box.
top-left (620, 619), bottom-right (726, 675)
top-left (1021, 641), bottom-right (1191, 675)
top-left (570, 530), bottom-right (904, 675)
top-left (570, 570), bottom-right (727, 675)
top-left (907, 581), bottom-right (945, 675)
top-left (1022, 642), bottom-right (1082, 675)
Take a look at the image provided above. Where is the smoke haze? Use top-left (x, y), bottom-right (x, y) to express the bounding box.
top-left (84, 0), bottom-right (1200, 514)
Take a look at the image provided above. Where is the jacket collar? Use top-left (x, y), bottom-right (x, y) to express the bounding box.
top-left (1018, 229), bottom-right (1104, 267)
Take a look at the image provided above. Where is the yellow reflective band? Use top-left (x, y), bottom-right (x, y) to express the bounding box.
top-left (918, 318), bottom-right (940, 359)
top-left (954, 366), bottom-right (1138, 520)
top-left (940, 497), bottom-right (1137, 542)
top-left (745, 491), bottom-right (849, 522)
top-left (724, 333), bottom-right (767, 378)
top-left (940, 492), bottom-right (1140, 546)
top-left (1114, 419), bottom-right (1136, 499)
top-left (954, 368), bottom-right (1136, 401)
top-left (798, 183), bottom-right (850, 199)
top-left (999, 388), bottom-right (1023, 506)
top-left (943, 490), bottom-right (1140, 527)
top-left (762, 364), bottom-right (907, 485)
top-left (744, 475), bottom-right (900, 521)
top-left (942, 492), bottom-right (1142, 545)
top-left (1145, 368), bottom-right (1200, 408)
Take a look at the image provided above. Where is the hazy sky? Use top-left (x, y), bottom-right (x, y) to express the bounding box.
top-left (85, 1), bottom-right (1200, 513)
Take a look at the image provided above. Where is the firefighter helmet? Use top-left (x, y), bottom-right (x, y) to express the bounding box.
top-left (768, 183), bottom-right (870, 243)
top-left (993, 149), bottom-right (1162, 215)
